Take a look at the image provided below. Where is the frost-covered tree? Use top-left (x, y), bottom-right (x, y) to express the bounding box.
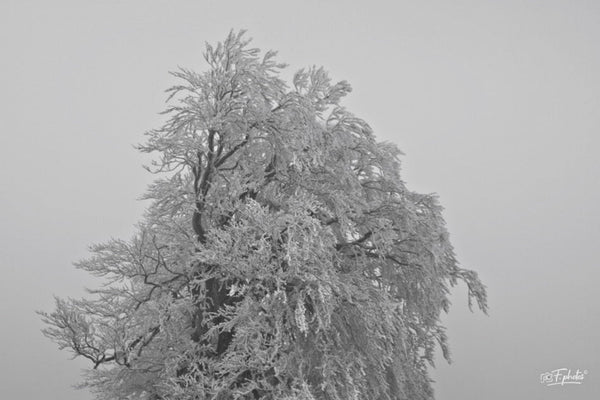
top-left (39, 31), bottom-right (487, 400)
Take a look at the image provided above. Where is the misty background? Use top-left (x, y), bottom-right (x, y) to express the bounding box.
top-left (1, 1), bottom-right (598, 399)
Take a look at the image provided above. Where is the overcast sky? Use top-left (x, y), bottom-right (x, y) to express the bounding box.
top-left (1, 1), bottom-right (599, 399)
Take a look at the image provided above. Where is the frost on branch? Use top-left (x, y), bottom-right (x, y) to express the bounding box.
top-left (39, 30), bottom-right (487, 400)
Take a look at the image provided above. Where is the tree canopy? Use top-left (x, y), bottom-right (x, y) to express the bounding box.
top-left (39, 30), bottom-right (487, 400)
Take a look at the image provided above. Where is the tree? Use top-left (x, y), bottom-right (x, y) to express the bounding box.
top-left (39, 31), bottom-right (487, 400)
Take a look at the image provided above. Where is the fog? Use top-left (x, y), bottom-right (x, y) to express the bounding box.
top-left (1, 1), bottom-right (598, 399)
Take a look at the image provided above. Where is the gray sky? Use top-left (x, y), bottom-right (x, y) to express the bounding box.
top-left (1, 1), bottom-right (598, 399)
